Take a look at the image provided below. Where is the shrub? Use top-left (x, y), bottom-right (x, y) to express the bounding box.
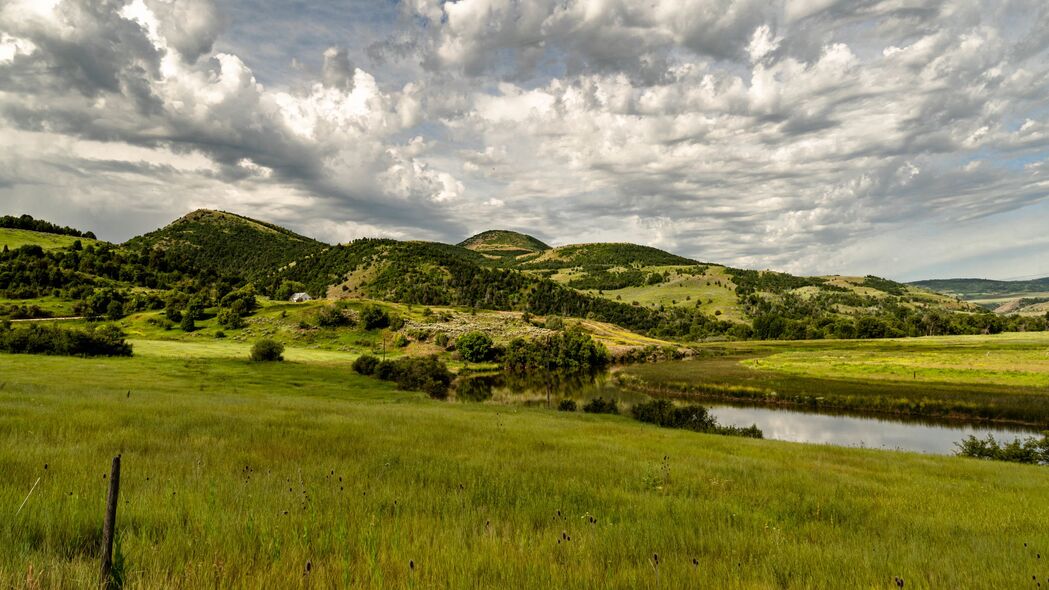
top-left (389, 315), bottom-right (405, 331)
top-left (544, 316), bottom-right (565, 330)
top-left (217, 308), bottom-right (244, 330)
top-left (435, 333), bottom-right (449, 347)
top-left (956, 433), bottom-right (1049, 464)
top-left (180, 313), bottom-right (196, 333)
top-left (316, 305), bottom-right (351, 328)
top-left (456, 331), bottom-right (493, 362)
top-left (503, 329), bottom-right (610, 374)
top-left (352, 354), bottom-right (380, 375)
top-left (366, 355), bottom-right (453, 399)
top-left (558, 399), bottom-right (577, 412)
top-left (583, 397), bottom-right (619, 415)
top-left (632, 399), bottom-right (763, 438)
top-left (0, 322), bottom-right (132, 357)
top-left (393, 333), bottom-right (409, 347)
top-left (250, 339), bottom-right (284, 362)
top-left (360, 304), bottom-right (390, 330)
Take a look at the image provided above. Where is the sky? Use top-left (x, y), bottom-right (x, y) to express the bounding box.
top-left (1, 0), bottom-right (1048, 281)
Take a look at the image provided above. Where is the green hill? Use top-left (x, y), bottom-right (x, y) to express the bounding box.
top-left (513, 243), bottom-right (698, 269)
top-left (0, 227), bottom-right (101, 251)
top-left (125, 209), bottom-right (326, 280)
top-left (911, 277), bottom-right (1049, 299)
top-left (458, 230), bottom-right (550, 258)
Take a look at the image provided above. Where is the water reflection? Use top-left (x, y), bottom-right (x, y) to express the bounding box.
top-left (455, 370), bottom-right (1041, 455)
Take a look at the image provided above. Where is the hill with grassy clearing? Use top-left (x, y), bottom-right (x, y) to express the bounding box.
top-left (458, 230), bottom-right (550, 258)
top-left (125, 209), bottom-right (326, 279)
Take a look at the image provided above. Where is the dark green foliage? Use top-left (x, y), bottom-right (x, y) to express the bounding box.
top-left (566, 269), bottom-right (647, 290)
top-left (455, 331), bottom-right (493, 362)
top-left (217, 308), bottom-right (244, 330)
top-left (503, 330), bottom-right (610, 374)
top-left (558, 399), bottom-right (577, 412)
top-left (315, 305), bottom-right (352, 328)
top-left (359, 304), bottom-right (390, 330)
top-left (0, 322), bottom-right (131, 357)
top-left (250, 339), bottom-right (284, 362)
top-left (728, 268), bottom-right (826, 297)
top-left (352, 354), bottom-right (380, 375)
top-left (180, 313), bottom-right (196, 332)
top-left (582, 397), bottom-right (619, 414)
top-left (861, 275), bottom-right (906, 295)
top-left (125, 209), bottom-right (325, 280)
top-left (370, 355), bottom-right (453, 399)
top-left (0, 303), bottom-right (53, 320)
top-left (516, 243), bottom-right (697, 270)
top-left (632, 399), bottom-right (763, 438)
top-left (956, 433), bottom-right (1049, 464)
top-left (0, 214), bottom-right (96, 239)
top-left (435, 333), bottom-right (450, 348)
top-left (105, 300), bottom-right (124, 321)
top-left (458, 230), bottom-right (550, 257)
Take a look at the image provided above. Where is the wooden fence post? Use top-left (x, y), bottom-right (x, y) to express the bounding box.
top-left (99, 455), bottom-right (121, 589)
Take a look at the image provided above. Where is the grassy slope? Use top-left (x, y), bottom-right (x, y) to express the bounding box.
top-left (621, 333), bottom-right (1049, 426)
top-left (2, 342), bottom-right (1048, 588)
top-left (0, 228), bottom-right (99, 251)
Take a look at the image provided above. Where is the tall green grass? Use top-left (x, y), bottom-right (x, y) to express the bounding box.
top-left (2, 344), bottom-right (1049, 587)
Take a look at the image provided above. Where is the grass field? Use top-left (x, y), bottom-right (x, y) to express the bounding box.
top-left (621, 333), bottom-right (1049, 426)
top-left (0, 228), bottom-right (98, 251)
top-left (3, 338), bottom-right (1049, 588)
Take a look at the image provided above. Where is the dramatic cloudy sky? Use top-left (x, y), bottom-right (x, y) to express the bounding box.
top-left (2, 0), bottom-right (1048, 280)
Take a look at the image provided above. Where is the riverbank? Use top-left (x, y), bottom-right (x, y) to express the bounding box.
top-left (617, 332), bottom-right (1049, 428)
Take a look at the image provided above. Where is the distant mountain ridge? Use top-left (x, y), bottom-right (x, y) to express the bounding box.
top-left (909, 277), bottom-right (1049, 299)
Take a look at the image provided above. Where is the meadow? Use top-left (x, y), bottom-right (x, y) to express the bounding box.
top-left (2, 338), bottom-right (1049, 588)
top-left (0, 228), bottom-right (97, 251)
top-left (621, 332), bottom-right (1049, 426)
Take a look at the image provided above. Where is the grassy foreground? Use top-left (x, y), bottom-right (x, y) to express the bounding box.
top-left (2, 342), bottom-right (1049, 588)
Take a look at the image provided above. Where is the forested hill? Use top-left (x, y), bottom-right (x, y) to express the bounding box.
top-left (4, 210), bottom-right (1045, 341)
top-left (458, 230), bottom-right (550, 258)
top-left (125, 209), bottom-right (326, 280)
top-left (909, 277), bottom-right (1049, 300)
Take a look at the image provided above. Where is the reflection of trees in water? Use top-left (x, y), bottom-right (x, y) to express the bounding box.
top-left (454, 369), bottom-right (604, 406)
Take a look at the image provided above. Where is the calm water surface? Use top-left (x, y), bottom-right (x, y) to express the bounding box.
top-left (459, 373), bottom-right (1041, 455)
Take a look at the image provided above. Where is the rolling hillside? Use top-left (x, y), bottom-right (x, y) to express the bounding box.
top-left (0, 228), bottom-right (101, 251)
top-left (125, 209), bottom-right (326, 279)
top-left (4, 211), bottom-right (1041, 340)
top-left (911, 277), bottom-right (1049, 315)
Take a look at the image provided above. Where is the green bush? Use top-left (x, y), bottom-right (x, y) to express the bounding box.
top-left (0, 322), bottom-right (132, 357)
top-left (352, 354), bottom-right (380, 375)
top-left (456, 331), bottom-right (493, 362)
top-left (180, 313), bottom-right (196, 333)
top-left (632, 399), bottom-right (763, 438)
top-left (217, 308), bottom-right (244, 330)
top-left (558, 399), bottom-right (577, 412)
top-left (582, 397), bottom-right (618, 415)
top-left (315, 305), bottom-right (351, 328)
top-left (435, 333), bottom-right (449, 347)
top-left (366, 355), bottom-right (453, 399)
top-left (360, 304), bottom-right (390, 330)
top-left (393, 334), bottom-right (409, 347)
top-left (956, 433), bottom-right (1049, 464)
top-left (250, 339), bottom-right (284, 362)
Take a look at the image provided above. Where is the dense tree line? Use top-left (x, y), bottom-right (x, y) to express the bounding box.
top-left (0, 214), bottom-right (96, 239)
top-left (503, 330), bottom-right (611, 374)
top-left (0, 321), bottom-right (132, 356)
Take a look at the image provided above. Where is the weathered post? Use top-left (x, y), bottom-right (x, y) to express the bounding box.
top-left (99, 454), bottom-right (121, 589)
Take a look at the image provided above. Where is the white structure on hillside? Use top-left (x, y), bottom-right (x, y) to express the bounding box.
top-left (290, 292), bottom-right (312, 303)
